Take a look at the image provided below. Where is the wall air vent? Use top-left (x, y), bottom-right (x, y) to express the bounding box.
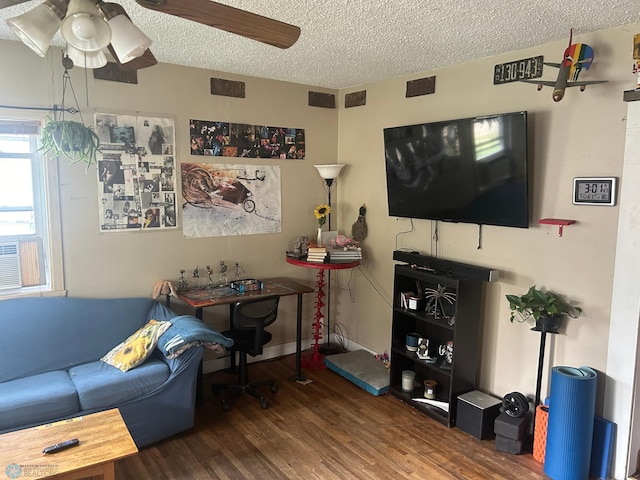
top-left (0, 243), bottom-right (22, 290)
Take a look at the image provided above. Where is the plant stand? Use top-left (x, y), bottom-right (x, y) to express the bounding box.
top-left (302, 269), bottom-right (327, 370)
top-left (532, 327), bottom-right (558, 444)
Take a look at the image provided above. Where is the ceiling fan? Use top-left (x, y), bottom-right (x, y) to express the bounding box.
top-left (1, 0), bottom-right (301, 70)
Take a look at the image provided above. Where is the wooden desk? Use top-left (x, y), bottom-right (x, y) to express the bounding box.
top-left (176, 277), bottom-right (314, 385)
top-left (0, 409), bottom-right (137, 480)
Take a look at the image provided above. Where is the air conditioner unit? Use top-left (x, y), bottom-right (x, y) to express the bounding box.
top-left (0, 243), bottom-right (22, 290)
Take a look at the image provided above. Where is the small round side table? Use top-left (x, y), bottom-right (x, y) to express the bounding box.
top-left (286, 256), bottom-right (360, 369)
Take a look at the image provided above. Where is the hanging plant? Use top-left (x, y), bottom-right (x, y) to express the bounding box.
top-left (39, 119), bottom-right (100, 169)
top-left (37, 55), bottom-right (101, 170)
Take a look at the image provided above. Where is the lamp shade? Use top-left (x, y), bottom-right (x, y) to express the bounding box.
top-left (313, 164), bottom-right (345, 180)
top-left (67, 45), bottom-right (107, 69)
top-left (7, 0), bottom-right (67, 57)
top-left (107, 14), bottom-right (152, 63)
top-left (60, 0), bottom-right (111, 52)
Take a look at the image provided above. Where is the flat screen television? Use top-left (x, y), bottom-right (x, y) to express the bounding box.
top-left (383, 111), bottom-right (529, 228)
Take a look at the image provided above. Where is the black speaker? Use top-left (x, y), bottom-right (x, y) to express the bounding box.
top-left (456, 390), bottom-right (502, 440)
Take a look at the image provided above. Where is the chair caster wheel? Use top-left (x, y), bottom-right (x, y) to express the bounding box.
top-left (270, 383), bottom-right (278, 393)
top-left (260, 398), bottom-right (268, 409)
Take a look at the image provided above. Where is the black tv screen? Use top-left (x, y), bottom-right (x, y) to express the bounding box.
top-left (383, 111), bottom-right (529, 228)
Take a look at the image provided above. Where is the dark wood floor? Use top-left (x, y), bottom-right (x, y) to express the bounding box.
top-left (116, 354), bottom-right (547, 479)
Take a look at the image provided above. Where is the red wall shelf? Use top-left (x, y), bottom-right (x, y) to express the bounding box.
top-left (538, 218), bottom-right (576, 237)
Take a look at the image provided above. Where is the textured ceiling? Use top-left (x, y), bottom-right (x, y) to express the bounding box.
top-left (1, 0), bottom-right (639, 89)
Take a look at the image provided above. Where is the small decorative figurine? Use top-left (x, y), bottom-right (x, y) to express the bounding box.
top-left (178, 269), bottom-right (187, 290)
top-left (424, 284), bottom-right (457, 323)
top-left (438, 340), bottom-right (454, 367)
top-left (218, 261), bottom-right (228, 286)
top-left (234, 262), bottom-right (245, 281)
top-left (192, 265), bottom-right (200, 287)
top-left (351, 203), bottom-right (368, 242)
top-left (206, 265), bottom-right (214, 286)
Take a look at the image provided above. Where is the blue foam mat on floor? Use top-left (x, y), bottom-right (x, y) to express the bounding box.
top-left (324, 349), bottom-right (390, 396)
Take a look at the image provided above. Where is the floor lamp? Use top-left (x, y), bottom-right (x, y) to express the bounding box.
top-left (313, 164), bottom-right (345, 355)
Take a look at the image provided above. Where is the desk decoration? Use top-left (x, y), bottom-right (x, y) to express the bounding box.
top-left (230, 279), bottom-right (263, 293)
top-left (314, 203), bottom-right (331, 246)
top-left (178, 270), bottom-right (187, 290)
top-left (95, 112), bottom-right (177, 233)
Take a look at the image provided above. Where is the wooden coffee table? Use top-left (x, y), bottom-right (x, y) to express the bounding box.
top-left (0, 409), bottom-right (137, 479)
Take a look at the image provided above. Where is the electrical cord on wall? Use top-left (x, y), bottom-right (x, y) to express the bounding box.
top-left (394, 217), bottom-right (415, 251)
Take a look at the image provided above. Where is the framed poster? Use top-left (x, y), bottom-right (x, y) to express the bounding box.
top-left (95, 113), bottom-right (177, 232)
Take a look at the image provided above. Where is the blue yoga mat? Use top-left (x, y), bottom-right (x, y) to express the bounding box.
top-left (544, 366), bottom-right (598, 480)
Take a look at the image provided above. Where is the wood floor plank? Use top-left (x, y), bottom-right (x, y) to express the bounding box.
top-left (116, 354), bottom-right (547, 479)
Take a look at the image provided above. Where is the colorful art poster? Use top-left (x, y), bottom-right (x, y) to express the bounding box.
top-left (189, 119), bottom-right (305, 159)
top-left (181, 163), bottom-right (281, 238)
top-left (95, 113), bottom-right (177, 232)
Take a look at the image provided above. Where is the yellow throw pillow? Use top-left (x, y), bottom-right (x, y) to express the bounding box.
top-left (101, 319), bottom-right (172, 372)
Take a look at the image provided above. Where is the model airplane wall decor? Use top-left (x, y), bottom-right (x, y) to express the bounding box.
top-left (521, 29), bottom-right (607, 102)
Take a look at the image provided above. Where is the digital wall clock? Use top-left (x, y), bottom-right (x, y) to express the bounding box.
top-left (572, 177), bottom-right (618, 206)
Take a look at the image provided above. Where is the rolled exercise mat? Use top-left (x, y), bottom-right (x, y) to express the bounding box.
top-left (533, 405), bottom-right (549, 463)
top-left (544, 366), bottom-right (598, 480)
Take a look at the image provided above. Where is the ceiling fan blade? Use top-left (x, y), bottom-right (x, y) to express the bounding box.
top-left (107, 44), bottom-right (158, 71)
top-left (0, 0), bottom-right (32, 8)
top-left (135, 0), bottom-right (300, 49)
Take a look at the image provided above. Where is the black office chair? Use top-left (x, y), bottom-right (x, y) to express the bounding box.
top-left (212, 295), bottom-right (280, 410)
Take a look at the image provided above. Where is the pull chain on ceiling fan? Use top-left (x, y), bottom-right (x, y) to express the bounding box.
top-left (2, 0), bottom-right (301, 71)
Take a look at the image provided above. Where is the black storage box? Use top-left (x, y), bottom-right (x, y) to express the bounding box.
top-left (456, 390), bottom-right (502, 440)
top-left (494, 412), bottom-right (529, 441)
top-left (496, 434), bottom-right (525, 455)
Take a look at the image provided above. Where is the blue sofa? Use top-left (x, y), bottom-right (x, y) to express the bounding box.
top-left (0, 297), bottom-right (228, 448)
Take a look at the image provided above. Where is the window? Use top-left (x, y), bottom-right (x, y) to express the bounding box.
top-left (0, 120), bottom-right (62, 295)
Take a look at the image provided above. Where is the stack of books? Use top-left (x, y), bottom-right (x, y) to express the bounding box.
top-left (306, 245), bottom-right (328, 263)
top-left (328, 247), bottom-right (362, 261)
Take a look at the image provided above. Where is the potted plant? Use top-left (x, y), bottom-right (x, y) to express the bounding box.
top-left (506, 285), bottom-right (582, 333)
top-left (39, 119), bottom-right (101, 169)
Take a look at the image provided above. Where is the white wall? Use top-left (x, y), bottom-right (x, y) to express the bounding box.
top-left (334, 23), bottom-right (639, 478)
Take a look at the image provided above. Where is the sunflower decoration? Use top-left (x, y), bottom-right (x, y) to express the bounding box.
top-left (314, 204), bottom-right (331, 227)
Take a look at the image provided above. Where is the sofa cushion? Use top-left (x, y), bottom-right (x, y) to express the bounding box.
top-left (101, 319), bottom-right (172, 372)
top-left (69, 357), bottom-right (171, 411)
top-left (0, 370), bottom-right (79, 431)
top-left (157, 315), bottom-right (234, 359)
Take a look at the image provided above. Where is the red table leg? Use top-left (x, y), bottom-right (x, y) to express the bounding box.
top-left (301, 269), bottom-right (327, 370)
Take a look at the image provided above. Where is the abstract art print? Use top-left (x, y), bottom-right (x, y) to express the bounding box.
top-left (181, 163), bottom-right (281, 238)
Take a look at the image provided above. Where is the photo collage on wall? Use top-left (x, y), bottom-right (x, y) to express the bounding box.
top-left (95, 113), bottom-right (177, 232)
top-left (190, 119), bottom-right (305, 159)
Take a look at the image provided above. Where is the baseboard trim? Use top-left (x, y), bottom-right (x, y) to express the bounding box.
top-left (202, 335), bottom-right (374, 374)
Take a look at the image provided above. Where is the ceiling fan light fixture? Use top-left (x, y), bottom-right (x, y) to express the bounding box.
top-left (67, 44), bottom-right (107, 69)
top-left (6, 0), bottom-right (67, 57)
top-left (107, 14), bottom-right (152, 63)
top-left (61, 0), bottom-right (111, 52)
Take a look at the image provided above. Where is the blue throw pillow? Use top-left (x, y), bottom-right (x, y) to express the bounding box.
top-left (157, 315), bottom-right (234, 359)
